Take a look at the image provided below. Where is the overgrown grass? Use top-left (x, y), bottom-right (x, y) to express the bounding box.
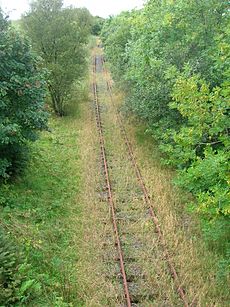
top-left (0, 106), bottom-right (83, 306)
top-left (94, 46), bottom-right (230, 304)
top-left (125, 121), bottom-right (230, 304)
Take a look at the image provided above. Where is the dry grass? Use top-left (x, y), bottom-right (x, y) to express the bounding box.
top-left (106, 70), bottom-right (230, 305)
top-left (97, 70), bottom-right (182, 306)
top-left (123, 123), bottom-right (230, 306)
top-left (74, 45), bottom-right (229, 306)
top-left (72, 60), bottom-right (123, 306)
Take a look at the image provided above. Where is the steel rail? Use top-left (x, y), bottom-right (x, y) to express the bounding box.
top-left (93, 55), bottom-right (132, 307)
top-left (101, 55), bottom-right (190, 307)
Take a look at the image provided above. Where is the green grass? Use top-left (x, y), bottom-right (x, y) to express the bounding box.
top-left (0, 111), bottom-right (83, 306)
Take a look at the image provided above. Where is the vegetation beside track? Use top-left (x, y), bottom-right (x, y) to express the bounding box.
top-left (77, 45), bottom-right (229, 305)
top-left (0, 1), bottom-right (95, 303)
top-left (22, 0), bottom-right (93, 116)
top-left (101, 0), bottom-right (230, 283)
top-left (0, 0), bottom-right (229, 303)
top-left (0, 104), bottom-right (84, 305)
top-left (105, 76), bottom-right (230, 305)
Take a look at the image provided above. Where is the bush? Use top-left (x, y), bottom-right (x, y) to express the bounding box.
top-left (102, 0), bottom-right (230, 266)
top-left (0, 228), bottom-right (41, 305)
top-left (0, 10), bottom-right (48, 179)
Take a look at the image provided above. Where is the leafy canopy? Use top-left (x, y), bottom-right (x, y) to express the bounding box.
top-left (22, 0), bottom-right (93, 115)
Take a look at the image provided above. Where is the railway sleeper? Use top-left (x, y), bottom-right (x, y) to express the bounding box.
top-left (125, 264), bottom-right (145, 282)
top-left (116, 215), bottom-right (139, 223)
top-left (128, 281), bottom-right (155, 305)
top-left (98, 191), bottom-right (109, 202)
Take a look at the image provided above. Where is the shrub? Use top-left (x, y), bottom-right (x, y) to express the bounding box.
top-left (102, 0), bottom-right (230, 266)
top-left (0, 10), bottom-right (48, 178)
top-left (0, 228), bottom-right (41, 305)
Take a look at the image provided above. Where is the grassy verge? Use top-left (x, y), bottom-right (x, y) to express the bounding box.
top-left (92, 46), bottom-right (229, 304)
top-left (102, 60), bottom-right (229, 303)
top-left (0, 108), bottom-right (83, 306)
top-left (125, 120), bottom-right (230, 305)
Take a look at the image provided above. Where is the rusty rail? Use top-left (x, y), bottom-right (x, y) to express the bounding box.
top-left (101, 55), bottom-right (190, 307)
top-left (93, 55), bottom-right (132, 307)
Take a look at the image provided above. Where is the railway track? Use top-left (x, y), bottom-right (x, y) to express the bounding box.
top-left (92, 50), bottom-right (190, 306)
top-left (93, 56), bottom-right (132, 306)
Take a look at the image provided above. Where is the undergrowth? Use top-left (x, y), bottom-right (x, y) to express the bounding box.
top-left (133, 123), bottom-right (230, 295)
top-left (0, 105), bottom-right (83, 306)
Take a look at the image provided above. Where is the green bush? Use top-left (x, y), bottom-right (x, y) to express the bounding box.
top-left (102, 0), bottom-right (230, 265)
top-left (0, 229), bottom-right (41, 305)
top-left (92, 16), bottom-right (105, 36)
top-left (0, 10), bottom-right (48, 179)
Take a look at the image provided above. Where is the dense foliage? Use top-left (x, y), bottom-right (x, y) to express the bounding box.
top-left (0, 10), bottom-right (48, 179)
top-left (0, 108), bottom-right (83, 305)
top-left (102, 0), bottom-right (229, 261)
top-left (22, 0), bottom-right (92, 116)
top-left (0, 229), bottom-right (41, 305)
top-left (92, 16), bottom-right (105, 36)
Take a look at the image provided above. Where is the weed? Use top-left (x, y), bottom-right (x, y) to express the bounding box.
top-left (0, 106), bottom-right (83, 305)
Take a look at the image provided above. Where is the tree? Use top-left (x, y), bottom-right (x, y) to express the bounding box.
top-left (92, 16), bottom-right (105, 36)
top-left (101, 12), bottom-right (135, 82)
top-left (22, 0), bottom-right (92, 116)
top-left (0, 10), bottom-right (48, 178)
top-left (102, 0), bottom-right (230, 265)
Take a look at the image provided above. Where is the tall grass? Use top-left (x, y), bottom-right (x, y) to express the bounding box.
top-left (0, 105), bottom-right (83, 305)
